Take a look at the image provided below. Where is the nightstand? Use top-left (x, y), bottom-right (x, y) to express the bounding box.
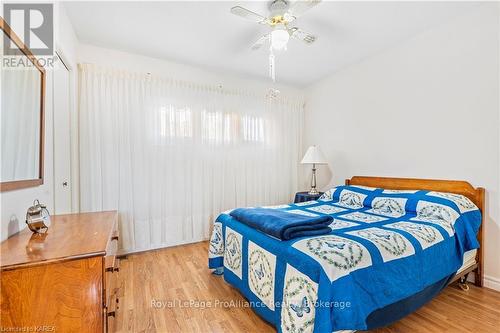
top-left (294, 191), bottom-right (324, 203)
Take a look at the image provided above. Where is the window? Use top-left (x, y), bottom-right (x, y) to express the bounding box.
top-left (158, 107), bottom-right (265, 144)
top-left (242, 115), bottom-right (265, 143)
top-left (159, 106), bottom-right (193, 138)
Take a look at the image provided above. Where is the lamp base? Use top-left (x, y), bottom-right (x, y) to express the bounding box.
top-left (308, 188), bottom-right (319, 195)
top-left (308, 164), bottom-right (319, 196)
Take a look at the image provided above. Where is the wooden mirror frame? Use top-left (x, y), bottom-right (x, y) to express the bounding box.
top-left (0, 18), bottom-right (45, 192)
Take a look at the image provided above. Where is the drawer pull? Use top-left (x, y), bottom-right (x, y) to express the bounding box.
top-left (111, 235), bottom-right (119, 241)
top-left (107, 311), bottom-right (116, 317)
top-left (114, 267), bottom-right (120, 272)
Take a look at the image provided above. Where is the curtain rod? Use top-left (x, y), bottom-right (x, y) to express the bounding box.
top-left (77, 63), bottom-right (305, 105)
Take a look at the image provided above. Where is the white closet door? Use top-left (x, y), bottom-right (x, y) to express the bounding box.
top-left (53, 54), bottom-right (72, 214)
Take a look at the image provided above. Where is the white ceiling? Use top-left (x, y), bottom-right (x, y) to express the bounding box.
top-left (64, 1), bottom-right (480, 87)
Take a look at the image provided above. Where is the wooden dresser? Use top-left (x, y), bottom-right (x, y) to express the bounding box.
top-left (0, 211), bottom-right (120, 332)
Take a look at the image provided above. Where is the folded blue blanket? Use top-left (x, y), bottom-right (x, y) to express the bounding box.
top-left (230, 208), bottom-right (333, 240)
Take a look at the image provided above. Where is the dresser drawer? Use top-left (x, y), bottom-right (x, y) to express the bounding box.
top-left (104, 223), bottom-right (119, 272)
top-left (105, 287), bottom-right (118, 332)
top-left (105, 269), bottom-right (115, 308)
top-left (104, 220), bottom-right (120, 332)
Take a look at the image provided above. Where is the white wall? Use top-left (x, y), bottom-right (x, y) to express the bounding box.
top-left (304, 4), bottom-right (500, 289)
top-left (55, 3), bottom-right (79, 67)
top-left (0, 3), bottom-right (79, 240)
top-left (55, 3), bottom-right (81, 213)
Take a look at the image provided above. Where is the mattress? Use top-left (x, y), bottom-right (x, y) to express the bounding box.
top-left (458, 249), bottom-right (477, 273)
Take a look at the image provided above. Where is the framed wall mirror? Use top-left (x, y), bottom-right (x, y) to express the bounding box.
top-left (0, 18), bottom-right (45, 191)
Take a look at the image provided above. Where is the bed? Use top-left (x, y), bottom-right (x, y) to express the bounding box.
top-left (208, 176), bottom-right (484, 333)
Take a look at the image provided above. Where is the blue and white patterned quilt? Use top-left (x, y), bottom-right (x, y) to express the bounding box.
top-left (208, 185), bottom-right (481, 333)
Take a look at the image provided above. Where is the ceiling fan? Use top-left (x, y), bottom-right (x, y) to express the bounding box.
top-left (230, 0), bottom-right (320, 52)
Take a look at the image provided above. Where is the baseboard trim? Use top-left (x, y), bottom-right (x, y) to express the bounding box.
top-left (484, 274), bottom-right (500, 291)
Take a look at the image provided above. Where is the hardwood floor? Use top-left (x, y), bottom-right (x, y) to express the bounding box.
top-left (114, 241), bottom-right (500, 333)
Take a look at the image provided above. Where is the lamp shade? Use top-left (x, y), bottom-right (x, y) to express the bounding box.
top-left (300, 145), bottom-right (328, 165)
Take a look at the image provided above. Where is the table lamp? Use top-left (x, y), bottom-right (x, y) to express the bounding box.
top-left (300, 145), bottom-right (328, 195)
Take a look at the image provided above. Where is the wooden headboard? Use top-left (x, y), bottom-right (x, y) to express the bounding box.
top-left (345, 176), bottom-right (485, 287)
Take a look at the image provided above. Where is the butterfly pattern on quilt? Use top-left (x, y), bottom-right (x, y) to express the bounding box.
top-left (335, 190), bottom-right (367, 209)
top-left (293, 235), bottom-right (372, 282)
top-left (255, 263), bottom-right (265, 279)
top-left (385, 221), bottom-right (444, 250)
top-left (248, 241), bottom-right (276, 310)
top-left (290, 296), bottom-right (311, 318)
top-left (347, 227), bottom-right (415, 262)
top-left (410, 201), bottom-right (459, 236)
top-left (318, 189), bottom-right (333, 201)
top-left (224, 227), bottom-right (243, 278)
top-left (209, 222), bottom-right (224, 257)
top-left (427, 191), bottom-right (477, 213)
top-left (281, 264), bottom-right (318, 333)
top-left (324, 240), bottom-right (345, 250)
top-left (229, 242), bottom-right (238, 256)
top-left (366, 197), bottom-right (407, 217)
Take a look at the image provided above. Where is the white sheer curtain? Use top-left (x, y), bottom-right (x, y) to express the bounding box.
top-left (78, 64), bottom-right (303, 253)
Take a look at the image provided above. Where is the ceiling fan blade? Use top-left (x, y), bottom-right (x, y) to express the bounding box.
top-left (251, 34), bottom-right (270, 50)
top-left (230, 6), bottom-right (268, 24)
top-left (290, 28), bottom-right (317, 44)
top-left (287, 0), bottom-right (321, 19)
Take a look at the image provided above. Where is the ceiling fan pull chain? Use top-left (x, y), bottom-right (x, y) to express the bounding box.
top-left (269, 52), bottom-right (276, 82)
top-left (269, 42), bottom-right (276, 82)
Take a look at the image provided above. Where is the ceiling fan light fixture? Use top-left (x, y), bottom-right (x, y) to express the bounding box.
top-left (271, 27), bottom-right (289, 50)
top-left (230, 0), bottom-right (322, 82)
